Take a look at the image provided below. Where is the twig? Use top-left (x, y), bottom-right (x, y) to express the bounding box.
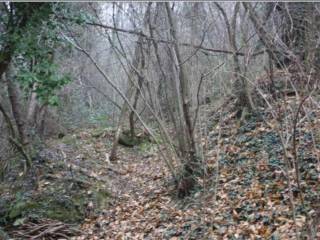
top-left (292, 95), bottom-right (309, 205)
top-left (12, 219), bottom-right (84, 239)
top-left (61, 28), bottom-right (177, 180)
top-left (192, 62), bottom-right (225, 132)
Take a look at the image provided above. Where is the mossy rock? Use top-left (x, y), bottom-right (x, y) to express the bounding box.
top-left (6, 194), bottom-right (84, 224)
top-left (42, 196), bottom-right (84, 223)
top-left (91, 128), bottom-right (109, 138)
top-left (118, 133), bottom-right (141, 147)
top-left (8, 200), bottom-right (40, 220)
top-left (1, 145), bottom-right (111, 226)
top-left (4, 180), bottom-right (111, 224)
top-left (118, 130), bottom-right (153, 147)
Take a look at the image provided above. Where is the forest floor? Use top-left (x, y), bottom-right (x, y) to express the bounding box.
top-left (74, 101), bottom-right (320, 240)
top-left (1, 97), bottom-right (320, 240)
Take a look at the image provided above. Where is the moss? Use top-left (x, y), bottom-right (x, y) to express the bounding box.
top-left (8, 200), bottom-right (40, 220)
top-left (138, 142), bottom-right (154, 152)
top-left (43, 197), bottom-right (83, 223)
top-left (118, 133), bottom-right (140, 147)
top-left (94, 188), bottom-right (110, 208)
top-left (61, 135), bottom-right (77, 146)
top-left (6, 194), bottom-right (85, 224)
top-left (1, 129), bottom-right (112, 226)
top-left (4, 181), bottom-right (111, 224)
top-left (91, 128), bottom-right (109, 138)
top-left (72, 194), bottom-right (86, 209)
top-left (87, 181), bottom-right (110, 211)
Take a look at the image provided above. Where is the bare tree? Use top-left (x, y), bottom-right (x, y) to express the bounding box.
top-left (165, 2), bottom-right (199, 196)
top-left (109, 3), bottom-right (151, 161)
top-left (215, 3), bottom-right (253, 117)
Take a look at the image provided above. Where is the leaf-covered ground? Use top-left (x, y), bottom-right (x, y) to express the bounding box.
top-left (2, 98), bottom-right (320, 239)
top-left (73, 103), bottom-right (320, 239)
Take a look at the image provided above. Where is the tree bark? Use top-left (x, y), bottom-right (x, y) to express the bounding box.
top-left (4, 68), bottom-right (32, 169)
top-left (243, 3), bottom-right (286, 66)
top-left (109, 85), bottom-right (134, 161)
top-left (5, 67), bottom-right (29, 148)
top-left (0, 100), bottom-right (16, 139)
top-left (110, 4), bottom-right (151, 160)
top-left (215, 3), bottom-right (253, 113)
top-left (165, 2), bottom-right (198, 196)
top-left (26, 83), bottom-right (38, 128)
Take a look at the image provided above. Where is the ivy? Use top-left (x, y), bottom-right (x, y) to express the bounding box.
top-left (1, 3), bottom-right (95, 107)
top-left (9, 3), bottom-right (73, 106)
top-left (17, 62), bottom-right (71, 106)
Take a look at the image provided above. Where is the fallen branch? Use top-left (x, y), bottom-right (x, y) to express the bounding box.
top-left (11, 219), bottom-right (83, 240)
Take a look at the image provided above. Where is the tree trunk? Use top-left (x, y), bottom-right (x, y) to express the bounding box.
top-left (165, 2), bottom-right (198, 196)
top-left (110, 4), bottom-right (151, 160)
top-left (5, 67), bottom-right (32, 168)
top-left (0, 101), bottom-right (16, 140)
top-left (6, 70), bottom-right (27, 138)
top-left (243, 3), bottom-right (287, 67)
top-left (109, 97), bottom-right (131, 161)
top-left (129, 46), bottom-right (145, 139)
top-left (26, 83), bottom-right (38, 128)
top-left (215, 3), bottom-right (252, 114)
top-left (129, 76), bottom-right (142, 138)
top-left (0, 48), bottom-right (12, 81)
top-left (37, 104), bottom-right (48, 138)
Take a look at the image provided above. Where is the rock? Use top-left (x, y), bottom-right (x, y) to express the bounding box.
top-left (118, 134), bottom-right (136, 147)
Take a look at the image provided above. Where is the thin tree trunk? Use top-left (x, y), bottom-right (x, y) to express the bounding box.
top-left (0, 48), bottom-right (12, 81)
top-left (66, 28), bottom-right (178, 180)
top-left (109, 40), bottom-right (141, 160)
top-left (110, 4), bottom-right (151, 159)
top-left (127, 5), bottom-right (151, 139)
top-left (0, 101), bottom-right (16, 139)
top-left (149, 3), bottom-right (179, 142)
top-left (6, 71), bottom-right (28, 146)
top-left (129, 75), bottom-right (143, 138)
top-left (38, 105), bottom-right (48, 138)
top-left (3, 71), bottom-right (33, 169)
top-left (242, 3), bottom-right (284, 65)
top-left (109, 86), bottom-right (134, 161)
top-left (165, 2), bottom-right (198, 196)
top-left (26, 83), bottom-right (38, 127)
top-left (215, 3), bottom-right (252, 113)
top-left (129, 45), bottom-right (145, 139)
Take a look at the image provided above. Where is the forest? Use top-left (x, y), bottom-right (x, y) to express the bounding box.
top-left (0, 2), bottom-right (319, 239)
